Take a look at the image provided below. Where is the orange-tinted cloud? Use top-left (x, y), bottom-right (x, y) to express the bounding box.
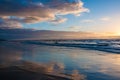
top-left (0, 0), bottom-right (88, 24)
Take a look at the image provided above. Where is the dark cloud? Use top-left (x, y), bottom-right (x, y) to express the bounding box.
top-left (0, 0), bottom-right (89, 39)
top-left (0, 28), bottom-right (100, 40)
top-left (0, 0), bottom-right (88, 25)
top-left (49, 17), bottom-right (67, 24)
top-left (0, 18), bottom-right (22, 29)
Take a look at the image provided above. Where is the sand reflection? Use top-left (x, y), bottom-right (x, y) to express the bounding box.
top-left (0, 41), bottom-right (86, 80)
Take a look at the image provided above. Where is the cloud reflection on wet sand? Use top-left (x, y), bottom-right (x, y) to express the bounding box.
top-left (0, 60), bottom-right (86, 80)
top-left (0, 41), bottom-right (86, 80)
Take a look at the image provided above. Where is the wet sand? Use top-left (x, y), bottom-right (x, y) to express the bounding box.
top-left (0, 66), bottom-right (70, 80)
top-left (0, 61), bottom-right (85, 80)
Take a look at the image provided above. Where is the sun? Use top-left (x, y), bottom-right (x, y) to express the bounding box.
top-left (115, 32), bottom-right (120, 36)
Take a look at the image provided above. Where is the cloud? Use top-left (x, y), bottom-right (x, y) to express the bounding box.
top-left (100, 17), bottom-right (111, 22)
top-left (22, 16), bottom-right (50, 23)
top-left (68, 26), bottom-right (81, 31)
top-left (0, 18), bottom-right (22, 29)
top-left (81, 19), bottom-right (94, 23)
top-left (0, 0), bottom-right (89, 24)
top-left (49, 17), bottom-right (67, 24)
top-left (0, 28), bottom-right (102, 40)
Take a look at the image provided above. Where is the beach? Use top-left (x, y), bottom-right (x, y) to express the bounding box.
top-left (0, 40), bottom-right (120, 80)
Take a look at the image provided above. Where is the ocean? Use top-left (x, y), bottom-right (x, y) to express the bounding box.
top-left (0, 39), bottom-right (120, 80)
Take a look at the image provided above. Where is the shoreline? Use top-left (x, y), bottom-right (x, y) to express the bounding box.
top-left (0, 61), bottom-right (85, 80)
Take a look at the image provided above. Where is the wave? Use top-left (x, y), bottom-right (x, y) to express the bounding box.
top-left (21, 39), bottom-right (120, 54)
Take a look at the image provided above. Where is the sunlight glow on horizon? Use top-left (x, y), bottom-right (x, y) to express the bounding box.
top-left (115, 32), bottom-right (120, 36)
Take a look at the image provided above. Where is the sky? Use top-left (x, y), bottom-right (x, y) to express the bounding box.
top-left (24, 0), bottom-right (120, 33)
top-left (0, 0), bottom-right (120, 40)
